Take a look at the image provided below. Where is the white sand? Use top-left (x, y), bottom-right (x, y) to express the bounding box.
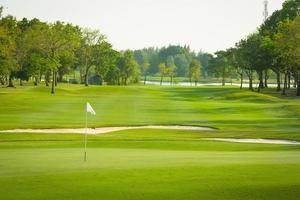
top-left (1, 127), bottom-right (299, 145)
top-left (0, 125), bottom-right (214, 134)
top-left (203, 138), bottom-right (300, 145)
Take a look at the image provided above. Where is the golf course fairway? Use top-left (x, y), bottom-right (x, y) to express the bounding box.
top-left (0, 85), bottom-right (300, 200)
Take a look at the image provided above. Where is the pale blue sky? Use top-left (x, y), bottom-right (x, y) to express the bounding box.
top-left (1, 0), bottom-right (285, 53)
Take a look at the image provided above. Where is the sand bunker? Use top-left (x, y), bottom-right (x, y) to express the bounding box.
top-left (1, 127), bottom-right (299, 145)
top-left (204, 138), bottom-right (300, 145)
top-left (0, 125), bottom-right (214, 134)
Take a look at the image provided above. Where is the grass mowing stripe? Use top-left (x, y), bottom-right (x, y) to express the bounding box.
top-left (1, 85), bottom-right (300, 199)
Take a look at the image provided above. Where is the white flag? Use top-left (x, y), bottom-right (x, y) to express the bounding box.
top-left (86, 102), bottom-right (96, 115)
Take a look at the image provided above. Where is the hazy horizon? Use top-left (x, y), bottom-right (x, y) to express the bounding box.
top-left (1, 0), bottom-right (285, 53)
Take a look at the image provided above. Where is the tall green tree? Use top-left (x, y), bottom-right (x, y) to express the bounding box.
top-left (189, 59), bottom-right (201, 86)
top-left (197, 52), bottom-right (213, 78)
top-left (118, 50), bottom-right (140, 85)
top-left (158, 63), bottom-right (166, 86)
top-left (274, 16), bottom-right (300, 96)
top-left (27, 21), bottom-right (80, 93)
top-left (77, 29), bottom-right (105, 87)
top-left (165, 56), bottom-right (176, 85)
top-left (141, 59), bottom-right (150, 85)
top-left (226, 48), bottom-right (244, 89)
top-left (236, 38), bottom-right (256, 91)
top-left (22, 19), bottom-right (50, 86)
top-left (209, 51), bottom-right (231, 86)
top-left (0, 14), bottom-right (18, 87)
top-left (104, 50), bottom-right (121, 85)
top-left (174, 54), bottom-right (189, 77)
top-left (94, 41), bottom-right (119, 85)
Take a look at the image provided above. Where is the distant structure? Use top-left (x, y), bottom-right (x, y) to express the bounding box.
top-left (263, 0), bottom-right (269, 21)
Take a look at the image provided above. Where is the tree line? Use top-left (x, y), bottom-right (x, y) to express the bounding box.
top-left (208, 0), bottom-right (300, 96)
top-left (0, 5), bottom-right (225, 90)
top-left (133, 45), bottom-right (211, 85)
top-left (0, 7), bottom-right (140, 93)
top-left (1, 0), bottom-right (299, 96)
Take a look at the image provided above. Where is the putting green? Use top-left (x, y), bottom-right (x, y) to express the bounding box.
top-left (0, 130), bottom-right (300, 200)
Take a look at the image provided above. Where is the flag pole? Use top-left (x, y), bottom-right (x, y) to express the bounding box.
top-left (84, 102), bottom-right (96, 162)
top-left (84, 108), bottom-right (87, 162)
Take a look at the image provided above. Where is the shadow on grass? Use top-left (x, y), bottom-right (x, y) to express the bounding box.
top-left (161, 87), bottom-right (283, 103)
top-left (255, 87), bottom-right (300, 100)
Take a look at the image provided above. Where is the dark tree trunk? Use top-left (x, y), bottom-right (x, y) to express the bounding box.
top-left (45, 71), bottom-right (50, 87)
top-left (51, 70), bottom-right (55, 94)
top-left (195, 81), bottom-right (197, 86)
top-left (258, 71), bottom-right (264, 92)
top-left (276, 72), bottom-right (281, 91)
top-left (249, 77), bottom-right (253, 91)
top-left (160, 76), bottom-right (163, 86)
top-left (264, 70), bottom-right (268, 88)
top-left (7, 74), bottom-right (14, 87)
top-left (287, 72), bottom-right (291, 89)
top-left (84, 74), bottom-right (88, 86)
top-left (84, 66), bottom-right (91, 86)
top-left (240, 73), bottom-right (243, 89)
top-left (282, 73), bottom-right (287, 95)
top-left (19, 79), bottom-right (23, 86)
top-left (84, 69), bottom-right (89, 87)
top-left (294, 76), bottom-right (297, 88)
top-left (170, 76), bottom-right (173, 85)
top-left (55, 72), bottom-right (57, 86)
top-left (34, 76), bottom-right (38, 86)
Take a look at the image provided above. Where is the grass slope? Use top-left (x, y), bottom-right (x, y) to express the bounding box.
top-left (0, 84), bottom-right (299, 133)
top-left (0, 85), bottom-right (300, 200)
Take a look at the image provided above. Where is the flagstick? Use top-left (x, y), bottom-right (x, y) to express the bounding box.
top-left (84, 110), bottom-right (87, 162)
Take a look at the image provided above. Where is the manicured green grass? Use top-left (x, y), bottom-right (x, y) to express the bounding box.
top-left (0, 131), bottom-right (300, 200)
top-left (0, 85), bottom-right (300, 200)
top-left (0, 84), bottom-right (299, 133)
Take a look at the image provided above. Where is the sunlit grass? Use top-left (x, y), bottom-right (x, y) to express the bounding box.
top-left (0, 84), bottom-right (299, 132)
top-left (0, 85), bottom-right (300, 200)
